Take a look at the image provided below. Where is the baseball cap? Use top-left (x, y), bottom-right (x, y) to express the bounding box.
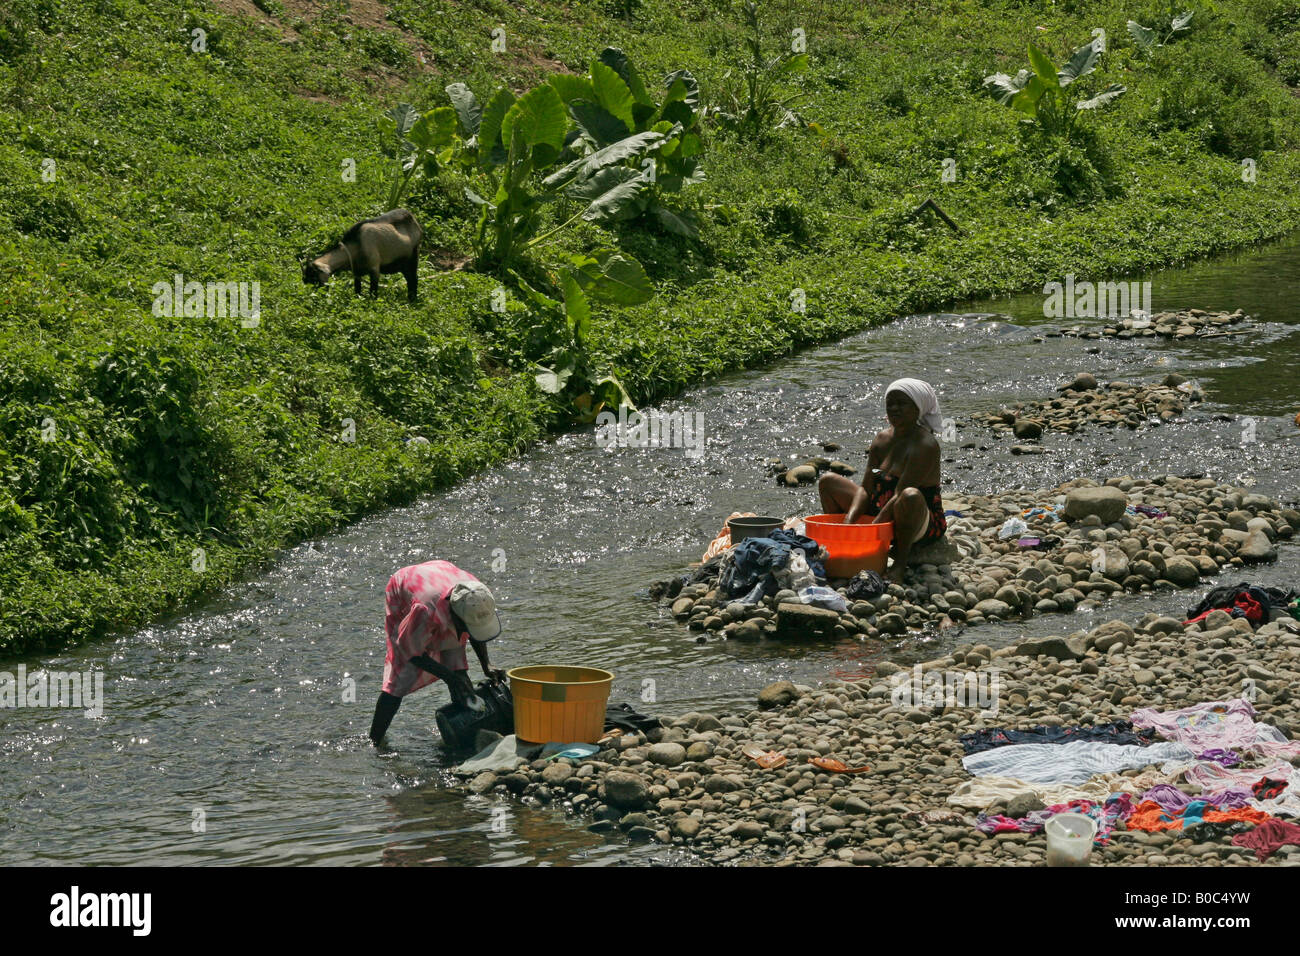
top-left (448, 580), bottom-right (502, 642)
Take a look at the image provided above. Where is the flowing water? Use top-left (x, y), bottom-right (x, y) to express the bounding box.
top-left (4, 239), bottom-right (1300, 866)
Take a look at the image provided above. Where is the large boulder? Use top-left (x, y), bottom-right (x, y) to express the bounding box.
top-left (1240, 529), bottom-right (1278, 564)
top-left (758, 680), bottom-right (799, 710)
top-left (602, 771), bottom-right (649, 810)
top-left (1163, 556), bottom-right (1201, 587)
top-left (775, 602), bottom-right (839, 638)
top-left (1064, 486), bottom-right (1128, 524)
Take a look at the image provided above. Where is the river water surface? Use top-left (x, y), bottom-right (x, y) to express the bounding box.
top-left (4, 238), bottom-right (1300, 865)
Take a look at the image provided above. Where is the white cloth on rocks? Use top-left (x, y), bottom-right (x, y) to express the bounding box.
top-left (962, 739), bottom-right (1196, 786)
top-left (1180, 757), bottom-right (1297, 792)
top-left (885, 378), bottom-right (944, 434)
top-left (945, 775), bottom-right (1114, 810)
top-left (454, 734), bottom-right (527, 774)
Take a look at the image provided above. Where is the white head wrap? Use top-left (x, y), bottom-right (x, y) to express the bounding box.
top-left (885, 378), bottom-right (943, 433)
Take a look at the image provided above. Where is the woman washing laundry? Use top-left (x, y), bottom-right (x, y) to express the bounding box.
top-left (817, 378), bottom-right (947, 582)
top-left (369, 560), bottom-right (506, 744)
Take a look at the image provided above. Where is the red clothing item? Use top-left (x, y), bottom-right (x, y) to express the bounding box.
top-left (1126, 800), bottom-right (1183, 833)
top-left (382, 561), bottom-right (479, 697)
top-left (1231, 819), bottom-right (1300, 861)
top-left (1202, 807), bottom-right (1272, 826)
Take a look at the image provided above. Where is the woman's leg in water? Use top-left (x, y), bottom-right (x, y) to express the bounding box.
top-left (818, 472), bottom-right (861, 514)
top-left (876, 487), bottom-right (928, 580)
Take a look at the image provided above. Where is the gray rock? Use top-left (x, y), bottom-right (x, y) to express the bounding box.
top-left (908, 537), bottom-right (964, 565)
top-left (1006, 795), bottom-right (1045, 818)
top-left (704, 774), bottom-right (744, 794)
top-left (787, 465), bottom-right (817, 484)
top-left (647, 742), bottom-right (688, 767)
top-left (775, 602), bottom-right (840, 638)
top-left (733, 821), bottom-right (765, 841)
top-left (1015, 637), bottom-right (1082, 661)
top-left (603, 771), bottom-right (649, 810)
top-left (877, 612), bottom-right (907, 634)
top-left (758, 680), bottom-right (799, 710)
top-left (1239, 529), bottom-right (1277, 564)
top-left (1013, 419), bottom-right (1044, 440)
top-left (1163, 556), bottom-right (1200, 587)
top-left (672, 816), bottom-right (701, 839)
top-left (686, 741), bottom-right (714, 761)
top-left (1064, 487), bottom-right (1127, 524)
top-left (541, 762), bottom-right (574, 785)
top-left (974, 599), bottom-right (1013, 619)
top-left (1060, 372), bottom-right (1098, 392)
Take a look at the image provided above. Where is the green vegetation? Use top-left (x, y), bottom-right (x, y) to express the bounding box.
top-left (5, 0), bottom-right (1300, 652)
top-left (984, 37), bottom-right (1127, 139)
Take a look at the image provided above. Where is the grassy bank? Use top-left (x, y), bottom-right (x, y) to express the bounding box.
top-left (4, 0), bottom-right (1300, 652)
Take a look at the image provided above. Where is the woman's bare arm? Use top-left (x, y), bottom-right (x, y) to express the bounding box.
top-left (845, 433), bottom-right (886, 524)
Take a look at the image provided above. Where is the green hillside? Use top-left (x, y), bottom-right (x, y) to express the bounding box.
top-left (4, 0), bottom-right (1300, 650)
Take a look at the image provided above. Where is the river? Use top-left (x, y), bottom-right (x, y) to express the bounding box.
top-left (3, 237), bottom-right (1299, 865)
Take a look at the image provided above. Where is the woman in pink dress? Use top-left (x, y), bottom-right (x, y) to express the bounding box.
top-left (369, 560), bottom-right (506, 743)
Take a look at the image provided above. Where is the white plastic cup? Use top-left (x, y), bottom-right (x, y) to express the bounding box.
top-left (1044, 813), bottom-right (1098, 867)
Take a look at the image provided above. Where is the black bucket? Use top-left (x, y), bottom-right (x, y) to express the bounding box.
top-left (435, 679), bottom-right (514, 751)
top-left (727, 515), bottom-right (784, 542)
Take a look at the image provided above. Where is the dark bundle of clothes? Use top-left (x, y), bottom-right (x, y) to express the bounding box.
top-left (716, 530), bottom-right (826, 600)
top-left (1183, 582), bottom-right (1300, 629)
top-left (605, 702), bottom-right (661, 733)
top-left (844, 570), bottom-right (887, 601)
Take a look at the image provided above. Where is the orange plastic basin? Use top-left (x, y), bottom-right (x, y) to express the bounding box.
top-left (804, 514), bottom-right (893, 577)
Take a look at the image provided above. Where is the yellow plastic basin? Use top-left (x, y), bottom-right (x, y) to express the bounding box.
top-left (507, 665), bottom-right (614, 744)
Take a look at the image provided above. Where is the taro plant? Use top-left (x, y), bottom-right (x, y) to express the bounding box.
top-left (983, 37), bottom-right (1127, 141)
top-left (1128, 9), bottom-right (1194, 52)
top-left (376, 55), bottom-right (707, 417)
top-left (545, 47), bottom-right (706, 237)
top-left (710, 1), bottom-right (816, 140)
top-left (512, 250), bottom-right (651, 419)
top-left (380, 102), bottom-right (456, 210)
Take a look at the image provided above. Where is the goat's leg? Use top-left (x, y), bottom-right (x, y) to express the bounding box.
top-left (404, 255), bottom-right (419, 303)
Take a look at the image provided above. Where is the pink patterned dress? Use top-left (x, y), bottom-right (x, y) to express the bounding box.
top-left (382, 561), bottom-right (479, 697)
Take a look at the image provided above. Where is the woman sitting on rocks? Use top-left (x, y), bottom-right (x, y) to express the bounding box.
top-left (818, 378), bottom-right (947, 581)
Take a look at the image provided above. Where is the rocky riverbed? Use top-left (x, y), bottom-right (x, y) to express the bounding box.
top-left (1038, 307), bottom-right (1252, 341)
top-left (652, 475), bottom-right (1295, 642)
top-left (967, 372), bottom-right (1205, 443)
top-left (456, 608), bottom-right (1300, 866)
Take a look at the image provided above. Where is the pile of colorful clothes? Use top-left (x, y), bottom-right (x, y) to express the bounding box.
top-left (949, 699), bottom-right (1300, 859)
top-left (715, 529), bottom-right (828, 602)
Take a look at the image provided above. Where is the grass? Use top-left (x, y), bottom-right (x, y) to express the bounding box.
top-left (4, 0), bottom-right (1300, 652)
